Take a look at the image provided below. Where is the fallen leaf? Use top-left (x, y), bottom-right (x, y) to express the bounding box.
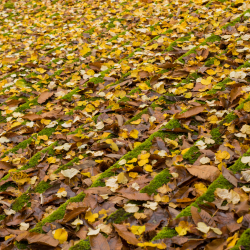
top-left (53, 228), bottom-right (68, 244)
top-left (38, 92), bottom-right (54, 104)
top-left (186, 165), bottom-right (220, 182)
top-left (113, 224), bottom-right (140, 245)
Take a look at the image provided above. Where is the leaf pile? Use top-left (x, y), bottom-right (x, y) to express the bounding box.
top-left (1, 0), bottom-right (250, 249)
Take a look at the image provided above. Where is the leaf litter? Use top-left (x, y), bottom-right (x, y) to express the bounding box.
top-left (1, 0), bottom-right (250, 249)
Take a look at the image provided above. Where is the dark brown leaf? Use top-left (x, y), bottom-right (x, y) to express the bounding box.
top-left (89, 233), bottom-right (111, 250)
top-left (16, 232), bottom-right (58, 247)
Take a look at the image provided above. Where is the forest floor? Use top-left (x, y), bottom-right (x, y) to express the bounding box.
top-left (1, 0), bottom-right (250, 249)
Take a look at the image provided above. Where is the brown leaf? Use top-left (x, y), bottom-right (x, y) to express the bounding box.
top-left (113, 224), bottom-right (140, 245)
top-left (16, 232), bottom-right (58, 247)
top-left (175, 106), bottom-right (205, 119)
top-left (222, 166), bottom-right (238, 187)
top-left (199, 209), bottom-right (216, 227)
top-left (89, 233), bottom-right (110, 250)
top-left (0, 161), bottom-right (13, 170)
top-left (62, 205), bottom-right (87, 223)
top-left (37, 92), bottom-right (54, 104)
top-left (118, 191), bottom-right (153, 201)
top-left (191, 206), bottom-right (202, 226)
top-left (230, 87), bottom-right (243, 103)
top-left (204, 239), bottom-right (226, 250)
top-left (186, 165), bottom-right (220, 182)
top-left (22, 114), bottom-right (41, 121)
top-left (158, 62), bottom-right (179, 69)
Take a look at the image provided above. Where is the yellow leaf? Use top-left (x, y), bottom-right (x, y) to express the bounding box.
top-left (85, 210), bottom-right (98, 223)
top-left (110, 142), bottom-right (119, 151)
top-left (201, 76), bottom-right (213, 85)
top-left (238, 25), bottom-right (247, 32)
top-left (227, 232), bottom-right (239, 248)
top-left (117, 172), bottom-right (128, 184)
top-left (36, 68), bottom-right (46, 74)
top-left (129, 172), bottom-right (138, 178)
top-left (144, 164), bottom-right (153, 172)
top-left (38, 135), bottom-right (48, 141)
top-left (215, 150), bottom-right (230, 162)
top-left (11, 172), bottom-right (30, 185)
top-left (130, 129), bottom-right (139, 139)
top-left (138, 159), bottom-right (149, 166)
top-left (138, 82), bottom-right (150, 90)
top-left (53, 228), bottom-right (68, 244)
top-left (185, 92), bottom-right (192, 98)
top-left (140, 153), bottom-right (150, 160)
top-left (161, 195), bottom-right (170, 202)
top-left (237, 216), bottom-right (243, 223)
top-left (5, 234), bottom-right (15, 240)
top-left (194, 183), bottom-right (207, 196)
top-left (47, 157), bottom-right (56, 164)
top-left (175, 221), bottom-right (190, 236)
top-left (206, 69), bottom-right (216, 75)
top-left (79, 45), bottom-right (91, 56)
top-left (130, 225), bottom-right (145, 235)
top-left (181, 148), bottom-right (190, 155)
top-left (131, 119), bottom-right (141, 125)
top-left (208, 115), bottom-right (218, 124)
top-left (137, 242), bottom-right (166, 249)
top-left (81, 172), bottom-right (91, 178)
top-left (214, 59), bottom-right (220, 66)
top-left (243, 101), bottom-right (250, 112)
top-left (128, 158), bottom-right (137, 163)
top-left (41, 119), bottom-right (51, 125)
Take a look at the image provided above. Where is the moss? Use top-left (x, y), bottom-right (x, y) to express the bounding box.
top-left (92, 119), bottom-right (181, 187)
top-left (151, 227), bottom-right (177, 241)
top-left (61, 87), bottom-right (79, 101)
top-left (12, 194), bottom-right (30, 211)
top-left (183, 146), bottom-right (200, 164)
top-left (166, 34), bottom-right (191, 52)
top-left (140, 169), bottom-right (172, 195)
top-left (125, 108), bottom-right (148, 125)
top-left (30, 192), bottom-right (86, 233)
top-left (34, 181), bottom-right (51, 193)
top-left (231, 229), bottom-right (250, 250)
top-left (2, 126), bottom-right (57, 158)
top-left (220, 112), bottom-right (237, 124)
top-left (0, 182), bottom-right (16, 192)
top-left (69, 240), bottom-right (91, 250)
top-left (1, 142), bottom-right (57, 181)
top-left (210, 127), bottom-right (222, 144)
top-left (0, 214), bottom-right (6, 221)
top-left (14, 241), bottom-right (28, 250)
top-left (106, 208), bottom-right (132, 224)
top-left (177, 153), bottom-right (250, 218)
top-left (4, 1), bottom-right (14, 9)
top-left (54, 157), bottom-right (80, 174)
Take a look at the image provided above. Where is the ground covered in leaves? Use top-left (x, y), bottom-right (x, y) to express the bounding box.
top-left (1, 0), bottom-right (250, 249)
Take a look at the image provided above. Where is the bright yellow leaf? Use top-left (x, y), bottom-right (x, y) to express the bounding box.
top-left (130, 225), bottom-right (145, 235)
top-left (79, 45), bottom-right (91, 56)
top-left (47, 157), bottom-right (56, 164)
top-left (130, 129), bottom-right (139, 139)
top-left (85, 210), bottom-right (98, 223)
top-left (243, 101), bottom-right (250, 112)
top-left (175, 221), bottom-right (190, 236)
top-left (131, 119), bottom-right (141, 125)
top-left (53, 228), bottom-right (68, 244)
